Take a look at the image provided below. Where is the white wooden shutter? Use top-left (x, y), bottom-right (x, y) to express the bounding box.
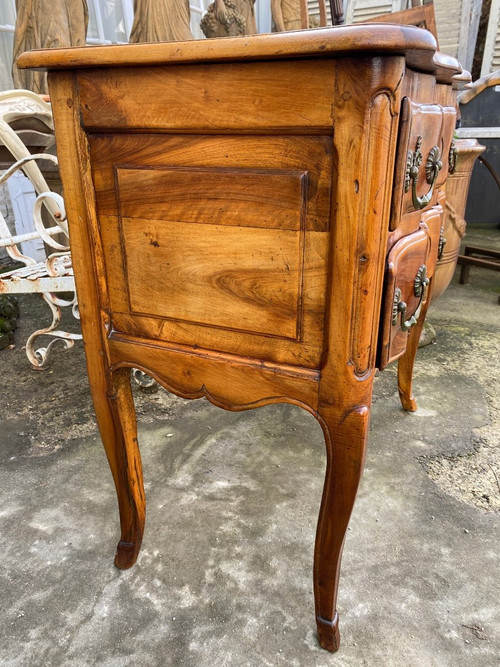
top-left (307, 0), bottom-right (332, 24)
top-left (433, 0), bottom-right (464, 60)
top-left (345, 0), bottom-right (400, 24)
top-left (481, 0), bottom-right (500, 75)
top-left (493, 30), bottom-right (500, 70)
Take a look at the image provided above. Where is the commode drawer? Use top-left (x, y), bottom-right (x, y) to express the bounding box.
top-left (391, 97), bottom-right (456, 229)
top-left (379, 205), bottom-right (444, 368)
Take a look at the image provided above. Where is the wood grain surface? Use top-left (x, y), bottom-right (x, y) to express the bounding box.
top-left (31, 31), bottom-right (461, 653)
top-left (18, 24), bottom-right (440, 71)
top-left (77, 61), bottom-right (336, 132)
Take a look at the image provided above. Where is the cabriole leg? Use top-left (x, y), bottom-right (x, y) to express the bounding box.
top-left (397, 296), bottom-right (431, 412)
top-left (93, 366), bottom-right (145, 569)
top-left (314, 404), bottom-right (370, 652)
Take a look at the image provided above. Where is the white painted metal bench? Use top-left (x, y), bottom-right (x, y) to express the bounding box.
top-left (0, 90), bottom-right (157, 389)
top-left (0, 90), bottom-right (81, 368)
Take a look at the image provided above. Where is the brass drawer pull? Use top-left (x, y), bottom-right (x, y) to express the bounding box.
top-left (392, 264), bottom-right (429, 331)
top-left (405, 136), bottom-right (442, 210)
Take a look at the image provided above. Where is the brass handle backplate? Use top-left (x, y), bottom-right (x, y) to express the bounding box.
top-left (404, 136), bottom-right (442, 210)
top-left (392, 264), bottom-right (430, 332)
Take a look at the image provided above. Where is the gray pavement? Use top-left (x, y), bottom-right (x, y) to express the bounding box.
top-left (1, 227), bottom-right (499, 666)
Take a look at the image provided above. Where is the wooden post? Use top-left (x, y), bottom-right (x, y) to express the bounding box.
top-left (319, 0), bottom-right (328, 26)
top-left (300, 0), bottom-right (309, 28)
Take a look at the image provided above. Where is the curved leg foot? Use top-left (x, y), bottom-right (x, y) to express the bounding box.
top-left (115, 539), bottom-right (143, 570)
top-left (397, 378), bottom-right (418, 412)
top-left (84, 341), bottom-right (145, 568)
top-left (397, 291), bottom-right (432, 412)
top-left (317, 612), bottom-right (340, 652)
top-left (86, 363), bottom-right (145, 569)
top-left (106, 367), bottom-right (145, 570)
top-left (397, 324), bottom-right (422, 412)
top-left (314, 404), bottom-right (371, 652)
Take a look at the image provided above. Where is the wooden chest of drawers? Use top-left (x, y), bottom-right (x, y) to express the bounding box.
top-left (18, 25), bottom-right (464, 652)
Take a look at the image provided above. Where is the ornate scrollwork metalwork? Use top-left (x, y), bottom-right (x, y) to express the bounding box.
top-left (392, 287), bottom-right (402, 326)
top-left (413, 264), bottom-right (429, 297)
top-left (425, 146), bottom-right (442, 182)
top-left (392, 264), bottom-right (430, 332)
top-left (404, 136), bottom-right (423, 193)
top-left (132, 369), bottom-right (159, 393)
top-left (404, 136), bottom-right (442, 210)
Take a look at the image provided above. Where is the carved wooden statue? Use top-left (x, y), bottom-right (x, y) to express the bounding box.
top-left (12, 0), bottom-right (88, 95)
top-left (201, 0), bottom-right (257, 38)
top-left (129, 0), bottom-right (193, 43)
top-left (271, 0), bottom-right (302, 32)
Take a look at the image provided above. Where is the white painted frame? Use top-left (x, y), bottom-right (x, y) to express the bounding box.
top-left (456, 127), bottom-right (500, 139)
top-left (0, 0), bottom-right (17, 91)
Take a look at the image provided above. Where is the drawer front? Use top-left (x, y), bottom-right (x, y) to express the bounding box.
top-left (89, 133), bottom-right (332, 369)
top-left (77, 60), bottom-right (336, 133)
top-left (391, 97), bottom-right (456, 229)
top-left (379, 204), bottom-right (443, 368)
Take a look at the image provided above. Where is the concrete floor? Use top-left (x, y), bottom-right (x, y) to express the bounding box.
top-left (1, 227), bottom-right (499, 666)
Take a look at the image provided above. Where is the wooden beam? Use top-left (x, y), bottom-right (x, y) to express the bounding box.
top-left (300, 0), bottom-right (309, 28)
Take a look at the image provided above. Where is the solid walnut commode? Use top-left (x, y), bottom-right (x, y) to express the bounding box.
top-left (18, 26), bottom-right (464, 652)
